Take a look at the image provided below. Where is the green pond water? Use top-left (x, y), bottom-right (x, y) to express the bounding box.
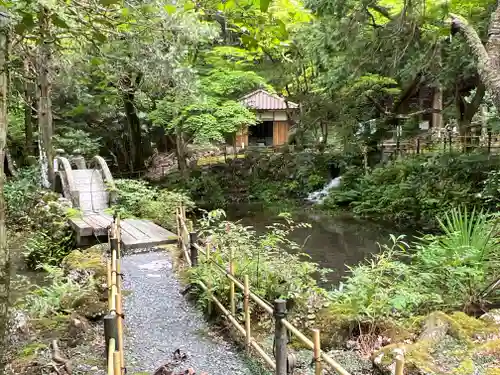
top-left (225, 205), bottom-right (412, 286)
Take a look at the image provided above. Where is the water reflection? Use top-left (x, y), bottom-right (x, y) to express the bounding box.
top-left (225, 205), bottom-right (402, 286)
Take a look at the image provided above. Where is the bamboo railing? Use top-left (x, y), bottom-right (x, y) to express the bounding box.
top-left (175, 205), bottom-right (406, 375)
top-left (105, 215), bottom-right (125, 375)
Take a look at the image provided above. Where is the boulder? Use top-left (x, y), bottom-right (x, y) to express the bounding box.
top-left (62, 244), bottom-right (107, 285)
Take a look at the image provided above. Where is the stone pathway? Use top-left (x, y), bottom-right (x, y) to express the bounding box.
top-left (121, 250), bottom-right (253, 374)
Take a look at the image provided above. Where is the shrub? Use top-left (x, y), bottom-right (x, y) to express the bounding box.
top-left (22, 265), bottom-right (92, 318)
top-left (53, 128), bottom-right (102, 158)
top-left (23, 193), bottom-right (75, 269)
top-left (323, 152), bottom-right (500, 227)
top-left (4, 166), bottom-right (41, 228)
top-left (188, 210), bottom-right (330, 327)
top-left (327, 207), bottom-right (500, 326)
top-left (113, 179), bottom-right (158, 216)
top-left (113, 178), bottom-right (193, 230)
top-left (140, 190), bottom-right (194, 230)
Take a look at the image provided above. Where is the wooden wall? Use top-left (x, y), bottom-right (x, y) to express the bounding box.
top-left (235, 126), bottom-right (248, 147)
top-left (273, 121), bottom-right (289, 146)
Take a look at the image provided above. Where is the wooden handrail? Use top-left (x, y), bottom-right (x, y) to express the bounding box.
top-left (177, 212), bottom-right (359, 375)
top-left (105, 217), bottom-right (125, 375)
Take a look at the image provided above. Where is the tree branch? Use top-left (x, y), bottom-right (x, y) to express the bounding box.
top-left (464, 82), bottom-right (486, 122)
top-left (365, 94), bottom-right (389, 115)
top-left (451, 13), bottom-right (500, 111)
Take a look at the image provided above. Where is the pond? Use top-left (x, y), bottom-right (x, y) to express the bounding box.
top-left (225, 204), bottom-right (410, 287)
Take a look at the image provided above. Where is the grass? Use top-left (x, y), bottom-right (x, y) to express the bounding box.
top-left (197, 154), bottom-right (246, 166)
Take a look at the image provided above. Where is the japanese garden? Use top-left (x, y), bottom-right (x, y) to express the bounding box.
top-left (0, 0), bottom-right (499, 374)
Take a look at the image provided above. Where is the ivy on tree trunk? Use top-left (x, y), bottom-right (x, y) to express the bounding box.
top-left (36, 6), bottom-right (54, 189)
top-left (0, 10), bottom-right (9, 372)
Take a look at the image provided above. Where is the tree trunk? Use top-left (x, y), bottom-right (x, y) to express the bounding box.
top-left (0, 13), bottom-right (10, 372)
top-left (24, 58), bottom-right (34, 157)
top-left (122, 73), bottom-right (144, 171)
top-left (452, 10), bottom-right (500, 112)
top-left (36, 7), bottom-right (54, 189)
top-left (432, 86), bottom-right (443, 129)
top-left (175, 127), bottom-right (187, 179)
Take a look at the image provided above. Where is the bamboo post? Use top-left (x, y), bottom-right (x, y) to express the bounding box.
top-left (113, 351), bottom-right (121, 375)
top-left (107, 259), bottom-right (112, 307)
top-left (206, 277), bottom-right (212, 317)
top-left (190, 232), bottom-right (199, 267)
top-left (114, 220), bottom-right (125, 371)
top-left (244, 275), bottom-right (251, 349)
top-left (104, 314), bottom-right (118, 361)
top-left (107, 338), bottom-right (115, 375)
top-left (176, 207), bottom-right (180, 248)
top-left (395, 350), bottom-right (404, 375)
top-left (313, 329), bottom-right (321, 375)
top-left (274, 299), bottom-right (287, 375)
top-left (229, 249), bottom-right (235, 316)
top-left (116, 289), bottom-right (124, 371)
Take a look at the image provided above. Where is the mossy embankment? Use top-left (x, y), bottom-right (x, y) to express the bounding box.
top-left (6, 244), bottom-right (109, 375)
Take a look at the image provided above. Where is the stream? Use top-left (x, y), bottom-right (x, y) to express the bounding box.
top-left (226, 204), bottom-right (409, 286)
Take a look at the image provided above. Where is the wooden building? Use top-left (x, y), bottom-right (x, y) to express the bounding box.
top-left (234, 89), bottom-right (298, 148)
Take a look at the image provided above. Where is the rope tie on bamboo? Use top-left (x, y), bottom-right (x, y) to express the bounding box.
top-left (109, 309), bottom-right (125, 319)
top-left (111, 270), bottom-right (124, 279)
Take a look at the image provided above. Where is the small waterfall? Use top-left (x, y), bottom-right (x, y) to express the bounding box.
top-left (306, 176), bottom-right (342, 204)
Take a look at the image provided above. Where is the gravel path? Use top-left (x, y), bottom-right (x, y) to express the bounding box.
top-left (121, 250), bottom-right (253, 374)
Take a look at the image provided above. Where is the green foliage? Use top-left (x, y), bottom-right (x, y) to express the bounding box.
top-left (162, 150), bottom-right (351, 209)
top-left (113, 178), bottom-right (193, 230)
top-left (324, 152), bottom-right (500, 227)
top-left (4, 166), bottom-right (41, 228)
top-left (53, 128), bottom-right (102, 158)
top-left (140, 190), bottom-right (194, 230)
top-left (328, 207), bottom-right (500, 325)
top-left (329, 235), bottom-right (438, 322)
top-left (188, 210), bottom-right (329, 318)
top-left (149, 68), bottom-right (262, 144)
top-left (22, 265), bottom-right (92, 318)
top-left (113, 179), bottom-right (158, 217)
top-left (23, 191), bottom-right (75, 269)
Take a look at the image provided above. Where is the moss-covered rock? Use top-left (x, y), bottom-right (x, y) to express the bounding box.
top-left (373, 311), bottom-right (500, 375)
top-left (73, 292), bottom-right (108, 320)
top-left (62, 244), bottom-right (107, 284)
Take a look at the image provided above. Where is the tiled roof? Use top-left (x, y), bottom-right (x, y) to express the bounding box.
top-left (239, 89), bottom-right (298, 110)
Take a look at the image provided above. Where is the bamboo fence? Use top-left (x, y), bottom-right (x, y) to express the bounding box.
top-left (105, 215), bottom-right (125, 375)
top-left (175, 206), bottom-right (406, 375)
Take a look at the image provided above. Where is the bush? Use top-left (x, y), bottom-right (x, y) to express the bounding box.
top-left (22, 265), bottom-right (92, 318)
top-left (188, 210), bottom-right (330, 327)
top-left (323, 152), bottom-right (500, 227)
top-left (161, 150), bottom-right (354, 209)
top-left (23, 192), bottom-right (75, 269)
top-left (113, 178), bottom-right (193, 230)
top-left (4, 166), bottom-right (41, 228)
top-left (140, 190), bottom-right (194, 230)
top-left (113, 179), bottom-right (158, 216)
top-left (53, 128), bottom-right (102, 158)
top-left (327, 207), bottom-right (500, 326)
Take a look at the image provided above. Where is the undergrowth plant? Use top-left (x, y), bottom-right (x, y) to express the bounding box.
top-left (325, 207), bottom-right (500, 329)
top-left (113, 178), bottom-right (193, 230)
top-left (323, 152), bottom-right (500, 228)
top-left (4, 166), bottom-right (41, 229)
top-left (188, 210), bottom-right (330, 328)
top-left (23, 265), bottom-right (92, 318)
top-left (23, 192), bottom-right (75, 269)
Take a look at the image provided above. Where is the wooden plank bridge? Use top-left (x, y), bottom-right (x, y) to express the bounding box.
top-left (54, 154), bottom-right (177, 249)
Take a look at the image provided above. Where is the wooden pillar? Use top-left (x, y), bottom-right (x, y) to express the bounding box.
top-left (274, 299), bottom-right (287, 375)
